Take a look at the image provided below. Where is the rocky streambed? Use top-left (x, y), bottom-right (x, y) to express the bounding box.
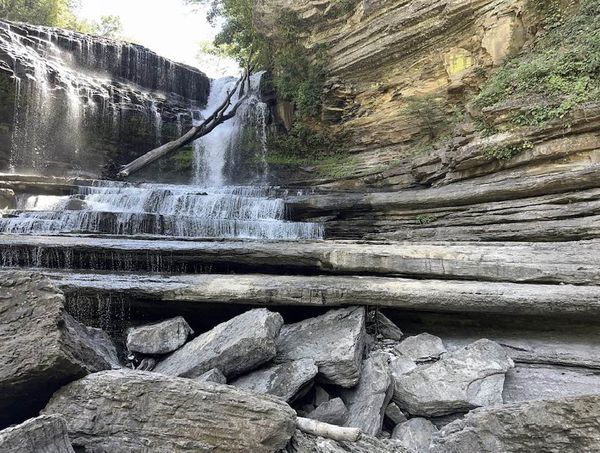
top-left (1, 271), bottom-right (599, 453)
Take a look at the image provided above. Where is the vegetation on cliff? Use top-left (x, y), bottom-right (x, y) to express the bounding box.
top-left (475, 0), bottom-right (600, 126)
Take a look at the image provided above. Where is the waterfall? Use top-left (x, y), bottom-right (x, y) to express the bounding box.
top-left (193, 72), bottom-right (270, 186)
top-left (0, 19), bottom-right (209, 176)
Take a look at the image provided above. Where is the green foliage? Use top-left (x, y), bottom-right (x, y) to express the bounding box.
top-left (92, 15), bottom-right (123, 39)
top-left (0, 0), bottom-right (90, 31)
top-left (404, 95), bottom-right (450, 139)
top-left (475, 0), bottom-right (600, 124)
top-left (415, 214), bottom-right (436, 225)
top-left (482, 140), bottom-right (534, 161)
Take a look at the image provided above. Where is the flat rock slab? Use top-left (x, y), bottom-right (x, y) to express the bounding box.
top-left (431, 394), bottom-right (600, 452)
top-left (342, 352), bottom-right (393, 436)
top-left (275, 307), bottom-right (366, 387)
top-left (231, 359), bottom-right (318, 402)
top-left (393, 339), bottom-right (514, 416)
top-left (286, 430), bottom-right (409, 453)
top-left (127, 316), bottom-right (193, 355)
top-left (0, 272), bottom-right (117, 428)
top-left (0, 415), bottom-right (75, 453)
top-left (43, 370), bottom-right (296, 453)
top-left (392, 418), bottom-right (438, 453)
top-left (154, 308), bottom-right (283, 378)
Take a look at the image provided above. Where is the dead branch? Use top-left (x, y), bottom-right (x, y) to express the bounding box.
top-left (117, 69), bottom-right (252, 179)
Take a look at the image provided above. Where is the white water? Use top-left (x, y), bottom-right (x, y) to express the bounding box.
top-left (193, 72), bottom-right (270, 186)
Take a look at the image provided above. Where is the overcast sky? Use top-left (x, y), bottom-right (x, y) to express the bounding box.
top-left (76, 0), bottom-right (238, 78)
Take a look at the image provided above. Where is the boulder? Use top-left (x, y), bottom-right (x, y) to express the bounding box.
top-left (368, 311), bottom-right (403, 341)
top-left (394, 333), bottom-right (446, 363)
top-left (392, 418), bottom-right (438, 453)
top-left (196, 368), bottom-right (227, 384)
top-left (342, 352), bottom-right (393, 436)
top-left (385, 402), bottom-right (407, 425)
top-left (127, 316), bottom-right (193, 355)
top-left (0, 272), bottom-right (118, 428)
top-left (285, 429), bottom-right (409, 453)
top-left (393, 339), bottom-right (514, 416)
top-left (275, 307), bottom-right (366, 387)
top-left (431, 394), bottom-right (600, 452)
top-left (307, 398), bottom-right (349, 426)
top-left (43, 370), bottom-right (296, 453)
top-left (0, 415), bottom-right (75, 453)
top-left (154, 308), bottom-right (283, 378)
top-left (314, 386), bottom-right (331, 406)
top-left (232, 359), bottom-right (318, 402)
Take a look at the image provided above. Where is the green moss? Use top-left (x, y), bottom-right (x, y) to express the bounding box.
top-left (415, 214), bottom-right (437, 225)
top-left (482, 140), bottom-right (534, 161)
top-left (475, 0), bottom-right (600, 124)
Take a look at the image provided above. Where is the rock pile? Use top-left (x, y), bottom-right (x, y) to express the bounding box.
top-left (2, 271), bottom-right (600, 452)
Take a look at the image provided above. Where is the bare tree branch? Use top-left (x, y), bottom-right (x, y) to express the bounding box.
top-left (117, 68), bottom-right (253, 179)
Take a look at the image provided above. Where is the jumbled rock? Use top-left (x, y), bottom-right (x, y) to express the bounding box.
top-left (0, 415), bottom-right (75, 453)
top-left (127, 316), bottom-right (194, 355)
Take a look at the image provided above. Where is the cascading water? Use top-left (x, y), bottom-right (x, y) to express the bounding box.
top-left (193, 72), bottom-right (270, 186)
top-left (0, 19), bottom-right (209, 175)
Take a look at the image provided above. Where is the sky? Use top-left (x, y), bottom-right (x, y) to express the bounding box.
top-left (75, 0), bottom-right (238, 78)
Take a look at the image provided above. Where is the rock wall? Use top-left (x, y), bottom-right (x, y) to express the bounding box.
top-left (0, 20), bottom-right (210, 177)
top-left (255, 0), bottom-right (537, 180)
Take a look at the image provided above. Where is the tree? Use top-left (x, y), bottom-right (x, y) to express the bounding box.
top-left (0, 0), bottom-right (93, 32)
top-left (93, 15), bottom-right (123, 39)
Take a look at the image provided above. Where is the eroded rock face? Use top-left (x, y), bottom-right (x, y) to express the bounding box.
top-left (0, 189), bottom-right (15, 209)
top-left (196, 368), bottom-right (227, 384)
top-left (127, 316), bottom-right (193, 355)
top-left (275, 307), bottom-right (366, 387)
top-left (232, 359), bottom-right (318, 402)
top-left (342, 352), bottom-right (393, 436)
top-left (392, 418), bottom-right (438, 453)
top-left (431, 394), bottom-right (600, 452)
top-left (393, 339), bottom-right (514, 416)
top-left (0, 415), bottom-right (75, 453)
top-left (43, 370), bottom-right (296, 453)
top-left (154, 308), bottom-right (283, 379)
top-left (0, 272), bottom-right (117, 428)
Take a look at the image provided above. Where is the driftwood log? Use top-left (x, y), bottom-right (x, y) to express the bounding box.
top-left (296, 417), bottom-right (362, 442)
top-left (117, 70), bottom-right (251, 178)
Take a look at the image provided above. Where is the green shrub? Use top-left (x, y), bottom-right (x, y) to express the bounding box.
top-left (482, 140), bottom-right (534, 161)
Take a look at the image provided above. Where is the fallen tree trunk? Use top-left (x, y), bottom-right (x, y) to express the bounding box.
top-left (296, 417), bottom-right (362, 442)
top-left (117, 70), bottom-right (251, 178)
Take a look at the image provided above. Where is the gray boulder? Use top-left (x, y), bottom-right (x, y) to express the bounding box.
top-left (392, 418), bottom-right (438, 453)
top-left (393, 339), bottom-right (514, 416)
top-left (196, 368), bottom-right (227, 384)
top-left (232, 359), bottom-right (318, 402)
top-left (395, 333), bottom-right (446, 363)
top-left (342, 352), bottom-right (393, 436)
top-left (154, 308), bottom-right (283, 378)
top-left (286, 430), bottom-right (409, 453)
top-left (307, 398), bottom-right (349, 425)
top-left (431, 394), bottom-right (600, 452)
top-left (275, 307), bottom-right (366, 387)
top-left (127, 316), bottom-right (193, 355)
top-left (314, 386), bottom-right (331, 406)
top-left (43, 370), bottom-right (296, 453)
top-left (385, 402), bottom-right (408, 425)
top-left (0, 415), bottom-right (75, 453)
top-left (0, 272), bottom-right (118, 428)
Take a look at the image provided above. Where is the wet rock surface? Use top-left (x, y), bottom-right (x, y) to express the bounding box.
top-left (393, 339), bottom-right (514, 416)
top-left (0, 272), bottom-right (117, 428)
top-left (232, 359), bottom-right (318, 402)
top-left (0, 415), bottom-right (75, 453)
top-left (126, 316), bottom-right (193, 355)
top-left (275, 307), bottom-right (366, 387)
top-left (43, 370), bottom-right (296, 453)
top-left (154, 308), bottom-right (283, 379)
